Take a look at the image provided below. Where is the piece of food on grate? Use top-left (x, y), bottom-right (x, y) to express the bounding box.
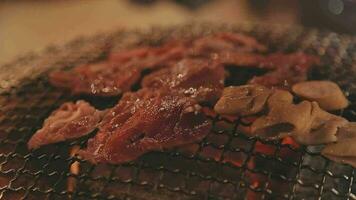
top-left (214, 85), bottom-right (272, 116)
top-left (248, 52), bottom-right (320, 87)
top-left (214, 84), bottom-right (349, 145)
top-left (249, 90), bottom-right (347, 145)
top-left (28, 100), bottom-right (105, 150)
top-left (292, 80), bottom-right (349, 111)
top-left (322, 123), bottom-right (356, 167)
top-left (142, 58), bottom-right (225, 104)
top-left (49, 61), bottom-right (142, 96)
top-left (49, 41), bottom-right (188, 97)
top-left (80, 89), bottom-right (162, 162)
top-left (188, 32), bottom-right (267, 57)
top-left (108, 40), bottom-right (187, 70)
top-left (79, 92), bottom-right (211, 164)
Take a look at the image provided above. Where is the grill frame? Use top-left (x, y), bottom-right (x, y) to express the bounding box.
top-left (0, 23), bottom-right (356, 200)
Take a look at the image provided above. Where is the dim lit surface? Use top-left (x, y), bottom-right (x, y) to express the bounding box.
top-left (0, 0), bottom-right (302, 65)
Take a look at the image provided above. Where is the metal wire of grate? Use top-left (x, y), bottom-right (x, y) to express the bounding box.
top-left (0, 23), bottom-right (356, 200)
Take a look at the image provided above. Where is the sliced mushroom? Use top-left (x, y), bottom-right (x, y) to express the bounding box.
top-left (336, 122), bottom-right (356, 141)
top-left (251, 100), bottom-right (313, 140)
top-left (266, 89), bottom-right (293, 108)
top-left (322, 139), bottom-right (356, 167)
top-left (293, 102), bottom-right (348, 145)
top-left (292, 81), bottom-right (349, 111)
top-left (214, 85), bottom-right (271, 116)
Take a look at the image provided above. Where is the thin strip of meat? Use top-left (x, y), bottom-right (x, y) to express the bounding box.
top-left (28, 100), bottom-right (105, 150)
top-left (142, 58), bottom-right (225, 104)
top-left (79, 92), bottom-right (211, 164)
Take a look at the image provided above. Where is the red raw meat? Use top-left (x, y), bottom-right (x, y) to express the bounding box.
top-left (28, 101), bottom-right (104, 149)
top-left (50, 41), bottom-right (187, 96)
top-left (249, 52), bottom-right (320, 87)
top-left (189, 32), bottom-right (267, 57)
top-left (109, 41), bottom-right (187, 70)
top-left (49, 61), bottom-right (141, 96)
top-left (79, 92), bottom-right (211, 164)
top-left (82, 89), bottom-right (162, 160)
top-left (142, 58), bottom-right (225, 104)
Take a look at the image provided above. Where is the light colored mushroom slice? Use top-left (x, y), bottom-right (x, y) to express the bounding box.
top-left (322, 139), bottom-right (356, 167)
top-left (251, 100), bottom-right (313, 140)
top-left (293, 102), bottom-right (348, 145)
top-left (214, 85), bottom-right (271, 116)
top-left (292, 81), bottom-right (349, 111)
top-left (266, 89), bottom-right (294, 108)
top-left (336, 122), bottom-right (356, 141)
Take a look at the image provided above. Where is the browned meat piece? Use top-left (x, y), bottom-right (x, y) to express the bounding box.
top-left (335, 122), bottom-right (356, 140)
top-left (322, 123), bottom-right (356, 167)
top-left (293, 102), bottom-right (348, 145)
top-left (266, 89), bottom-right (294, 107)
top-left (250, 89), bottom-right (348, 144)
top-left (28, 101), bottom-right (104, 149)
top-left (79, 93), bottom-right (211, 164)
top-left (322, 140), bottom-right (356, 167)
top-left (292, 80), bottom-right (349, 111)
top-left (142, 58), bottom-right (225, 104)
top-left (249, 52), bottom-right (320, 87)
top-left (251, 100), bottom-right (313, 140)
top-left (49, 61), bottom-right (141, 96)
top-left (214, 85), bottom-right (271, 116)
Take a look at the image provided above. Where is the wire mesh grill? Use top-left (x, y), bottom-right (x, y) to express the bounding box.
top-left (0, 23), bottom-right (356, 200)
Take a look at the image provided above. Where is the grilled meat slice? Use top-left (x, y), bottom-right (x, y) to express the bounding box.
top-left (249, 52), bottom-right (320, 87)
top-left (79, 93), bottom-right (211, 164)
top-left (28, 101), bottom-right (104, 149)
top-left (142, 58), bottom-right (225, 104)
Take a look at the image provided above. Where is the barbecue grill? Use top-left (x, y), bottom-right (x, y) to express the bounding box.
top-left (0, 23), bottom-right (356, 200)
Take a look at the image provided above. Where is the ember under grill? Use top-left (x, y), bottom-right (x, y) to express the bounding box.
top-left (0, 24), bottom-right (356, 200)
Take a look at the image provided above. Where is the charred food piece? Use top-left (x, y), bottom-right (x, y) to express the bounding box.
top-left (292, 80), bottom-right (349, 111)
top-left (28, 101), bottom-right (104, 150)
top-left (214, 85), bottom-right (272, 116)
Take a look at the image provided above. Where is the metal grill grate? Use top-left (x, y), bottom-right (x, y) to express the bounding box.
top-left (0, 23), bottom-right (356, 200)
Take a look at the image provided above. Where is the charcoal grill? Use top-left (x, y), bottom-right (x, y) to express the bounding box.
top-left (0, 23), bottom-right (356, 200)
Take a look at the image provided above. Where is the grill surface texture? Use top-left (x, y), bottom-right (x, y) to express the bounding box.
top-left (0, 23), bottom-right (356, 200)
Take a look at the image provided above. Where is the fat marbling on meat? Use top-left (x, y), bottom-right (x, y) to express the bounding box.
top-left (28, 101), bottom-right (105, 149)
